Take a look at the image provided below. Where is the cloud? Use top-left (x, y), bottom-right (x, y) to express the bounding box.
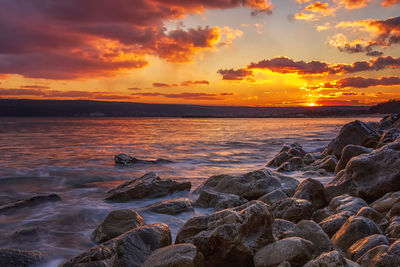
top-left (217, 68), bottom-right (253, 80)
top-left (131, 91), bottom-right (232, 100)
top-left (0, 0), bottom-right (273, 79)
top-left (152, 82), bottom-right (178, 88)
top-left (180, 80), bottom-right (210, 86)
top-left (128, 87), bottom-right (141, 91)
top-left (334, 0), bottom-right (370, 9)
top-left (336, 76), bottom-right (400, 88)
top-left (381, 0), bottom-right (400, 7)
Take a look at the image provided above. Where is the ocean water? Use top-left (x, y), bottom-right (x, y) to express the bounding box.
top-left (0, 117), bottom-right (379, 265)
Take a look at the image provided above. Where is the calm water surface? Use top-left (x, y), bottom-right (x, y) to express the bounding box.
top-left (0, 117), bottom-right (379, 266)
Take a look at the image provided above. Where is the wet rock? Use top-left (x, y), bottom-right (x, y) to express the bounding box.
top-left (258, 189), bottom-right (287, 206)
top-left (387, 202), bottom-right (400, 218)
top-left (195, 169), bottom-right (298, 200)
top-left (282, 220), bottom-right (333, 255)
top-left (277, 157), bottom-right (304, 172)
top-left (142, 243), bottom-right (204, 267)
top-left (141, 198), bottom-right (194, 215)
top-left (333, 140), bottom-right (400, 202)
top-left (267, 151), bottom-right (290, 167)
top-left (385, 216), bottom-right (400, 238)
top-left (106, 172), bottom-right (191, 201)
top-left (11, 227), bottom-right (47, 242)
top-left (273, 219), bottom-right (296, 240)
top-left (114, 153), bottom-right (172, 165)
top-left (323, 120), bottom-right (380, 159)
top-left (378, 114), bottom-right (399, 130)
top-left (306, 155), bottom-right (338, 173)
top-left (288, 146), bottom-right (306, 158)
top-left (356, 245), bottom-right (389, 266)
top-left (332, 216), bottom-right (382, 252)
top-left (253, 237), bottom-right (314, 267)
top-left (312, 208), bottom-right (332, 223)
top-left (356, 240), bottom-right (400, 267)
top-left (303, 152), bottom-right (321, 165)
top-left (346, 234), bottom-right (389, 261)
top-left (194, 189), bottom-right (248, 210)
top-left (0, 194), bottom-right (61, 214)
top-left (175, 201), bottom-right (274, 266)
top-left (329, 194), bottom-right (368, 215)
top-left (61, 223), bottom-right (171, 267)
top-left (335, 145), bottom-right (372, 174)
top-left (0, 249), bottom-right (45, 267)
top-left (304, 250), bottom-right (357, 267)
top-left (273, 198), bottom-right (313, 223)
top-left (356, 207), bottom-right (382, 224)
top-left (319, 211), bottom-right (352, 237)
top-left (91, 209), bottom-right (145, 244)
top-left (294, 178), bottom-right (327, 210)
top-left (377, 128), bottom-right (400, 148)
top-left (371, 191), bottom-right (400, 213)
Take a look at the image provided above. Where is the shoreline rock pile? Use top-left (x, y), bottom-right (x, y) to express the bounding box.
top-left (2, 112), bottom-right (400, 266)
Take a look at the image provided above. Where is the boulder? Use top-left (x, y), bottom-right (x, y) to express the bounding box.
top-left (329, 194), bottom-right (368, 215)
top-left (194, 189), bottom-right (248, 210)
top-left (371, 191), bottom-right (400, 213)
top-left (195, 169), bottom-right (299, 200)
top-left (253, 237), bottom-right (314, 267)
top-left (346, 234), bottom-right (389, 261)
top-left (272, 198), bottom-right (313, 223)
top-left (312, 208), bottom-right (332, 223)
top-left (114, 153), bottom-right (172, 165)
top-left (175, 201), bottom-right (274, 266)
top-left (385, 216), bottom-right (400, 238)
top-left (273, 219), bottom-right (296, 240)
top-left (294, 178), bottom-right (327, 210)
top-left (267, 151), bottom-right (290, 167)
top-left (282, 220), bottom-right (333, 255)
top-left (91, 209), bottom-right (145, 244)
top-left (323, 120), bottom-right (380, 159)
top-left (357, 240), bottom-right (400, 267)
top-left (106, 172), bottom-right (191, 201)
top-left (331, 141), bottom-right (400, 202)
top-left (377, 128), bottom-right (400, 148)
top-left (304, 250), bottom-right (357, 267)
top-left (332, 216), bottom-right (382, 252)
top-left (306, 155), bottom-right (338, 173)
top-left (319, 211), bottom-right (352, 237)
top-left (303, 152), bottom-right (321, 165)
top-left (141, 198), bottom-right (194, 215)
top-left (61, 223), bottom-right (171, 267)
top-left (0, 194), bottom-right (61, 214)
top-left (142, 243), bottom-right (204, 267)
top-left (387, 202), bottom-right (400, 218)
top-left (335, 145), bottom-right (372, 174)
top-left (277, 157), bottom-right (304, 172)
top-left (0, 249), bottom-right (45, 267)
top-left (355, 207), bottom-right (382, 224)
top-left (258, 189), bottom-right (287, 206)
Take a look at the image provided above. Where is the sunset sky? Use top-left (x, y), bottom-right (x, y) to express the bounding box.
top-left (0, 0), bottom-right (399, 106)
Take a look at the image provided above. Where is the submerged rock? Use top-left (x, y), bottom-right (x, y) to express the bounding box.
top-left (61, 224), bottom-right (171, 267)
top-left (331, 140), bottom-right (400, 202)
top-left (142, 243), bottom-right (204, 267)
top-left (141, 198), bottom-right (194, 215)
top-left (114, 153), bottom-right (172, 165)
top-left (106, 172), bottom-right (191, 201)
top-left (0, 249), bottom-right (45, 267)
top-left (194, 189), bottom-right (248, 210)
top-left (253, 237), bottom-right (314, 267)
top-left (91, 209), bottom-right (145, 244)
top-left (194, 169), bottom-right (299, 200)
top-left (175, 201), bottom-right (274, 266)
top-left (0, 194), bottom-right (61, 214)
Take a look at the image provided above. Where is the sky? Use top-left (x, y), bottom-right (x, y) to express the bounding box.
top-left (0, 0), bottom-right (399, 107)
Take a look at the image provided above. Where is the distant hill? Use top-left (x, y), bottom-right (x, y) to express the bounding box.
top-left (369, 100), bottom-right (400, 114)
top-left (0, 99), bottom-right (369, 117)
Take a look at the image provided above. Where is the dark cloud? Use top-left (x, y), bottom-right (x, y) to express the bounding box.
top-left (180, 80), bottom-right (210, 86)
top-left (217, 68), bottom-right (253, 80)
top-left (131, 91), bottom-right (227, 100)
top-left (337, 76), bottom-right (400, 88)
top-left (152, 82), bottom-right (178, 88)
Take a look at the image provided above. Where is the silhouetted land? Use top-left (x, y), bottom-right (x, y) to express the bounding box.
top-left (0, 99), bottom-right (375, 118)
top-left (369, 100), bottom-right (400, 114)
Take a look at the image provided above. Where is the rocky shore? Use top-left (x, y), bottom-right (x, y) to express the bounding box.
top-left (1, 113), bottom-right (400, 266)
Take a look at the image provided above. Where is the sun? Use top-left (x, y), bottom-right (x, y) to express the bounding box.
top-left (307, 102), bottom-right (317, 107)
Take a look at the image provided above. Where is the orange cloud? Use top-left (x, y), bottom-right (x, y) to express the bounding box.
top-left (217, 68), bottom-right (253, 80)
top-left (381, 0), bottom-right (400, 7)
top-left (334, 0), bottom-right (370, 9)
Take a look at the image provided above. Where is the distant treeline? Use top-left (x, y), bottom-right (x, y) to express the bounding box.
top-left (369, 100), bottom-right (400, 114)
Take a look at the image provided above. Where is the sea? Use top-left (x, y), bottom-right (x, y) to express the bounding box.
top-left (0, 116), bottom-right (379, 266)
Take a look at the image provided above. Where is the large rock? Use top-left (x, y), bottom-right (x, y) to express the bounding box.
top-left (357, 240), bottom-right (400, 267)
top-left (175, 201), bottom-right (274, 266)
top-left (294, 178), bottom-right (327, 210)
top-left (332, 216), bottom-right (382, 252)
top-left (258, 189), bottom-right (287, 206)
top-left (253, 237), bottom-right (314, 267)
top-left (346, 234), bottom-right (389, 261)
top-left (331, 141), bottom-right (400, 202)
top-left (319, 211), bottom-right (352, 237)
top-left (282, 220), bottom-right (333, 255)
top-left (195, 169), bottom-right (299, 200)
top-left (371, 191), bottom-right (400, 212)
top-left (0, 194), bottom-right (61, 214)
top-left (114, 153), bottom-right (172, 165)
top-left (141, 198), bottom-right (194, 215)
top-left (194, 189), bottom-right (248, 210)
top-left (377, 128), bottom-right (400, 148)
top-left (277, 157), bottom-right (304, 172)
top-left (335, 145), bottom-right (372, 174)
top-left (0, 249), bottom-right (45, 267)
top-left (323, 120), bottom-right (380, 159)
top-left (61, 223), bottom-right (171, 267)
top-left (304, 250), bottom-right (358, 267)
top-left (306, 155), bottom-right (338, 173)
top-left (356, 207), bottom-right (382, 224)
top-left (142, 243), bottom-right (204, 267)
top-left (273, 219), bottom-right (296, 240)
top-left (385, 216), bottom-right (400, 238)
top-left (272, 198), bottom-right (313, 223)
top-left (329, 195), bottom-right (368, 215)
top-left (106, 172), bottom-right (191, 201)
top-left (91, 209), bottom-right (145, 244)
